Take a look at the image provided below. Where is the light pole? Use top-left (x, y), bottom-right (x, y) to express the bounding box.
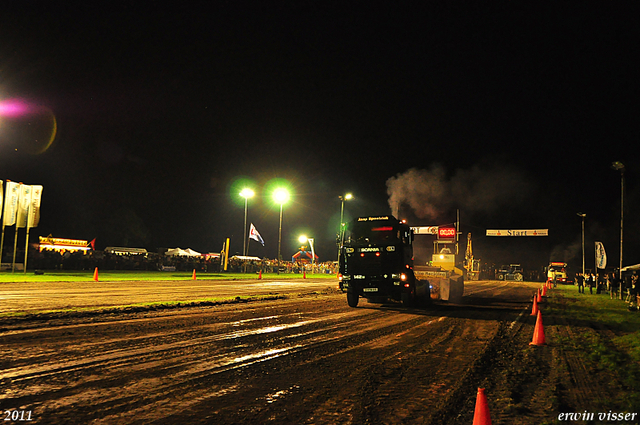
top-left (273, 188), bottom-right (290, 275)
top-left (612, 161), bottom-right (624, 282)
top-left (240, 188), bottom-right (255, 258)
top-left (299, 235), bottom-right (316, 273)
top-left (338, 193), bottom-right (353, 258)
top-left (577, 213), bottom-right (586, 276)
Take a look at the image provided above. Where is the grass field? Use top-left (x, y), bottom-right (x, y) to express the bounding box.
top-left (0, 270), bottom-right (337, 283)
top-left (547, 284), bottom-right (640, 410)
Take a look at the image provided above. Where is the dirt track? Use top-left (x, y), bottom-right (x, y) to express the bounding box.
top-left (0, 280), bottom-right (620, 424)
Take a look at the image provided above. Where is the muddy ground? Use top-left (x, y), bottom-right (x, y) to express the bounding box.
top-left (0, 280), bottom-right (634, 424)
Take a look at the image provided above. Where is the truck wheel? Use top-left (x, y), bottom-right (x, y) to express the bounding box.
top-left (347, 292), bottom-right (359, 308)
top-left (498, 274), bottom-right (504, 280)
top-left (514, 273), bottom-right (523, 281)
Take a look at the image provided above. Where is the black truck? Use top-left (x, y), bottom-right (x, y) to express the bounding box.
top-left (338, 215), bottom-right (423, 307)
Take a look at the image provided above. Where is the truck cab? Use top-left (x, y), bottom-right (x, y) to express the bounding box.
top-left (547, 262), bottom-right (572, 284)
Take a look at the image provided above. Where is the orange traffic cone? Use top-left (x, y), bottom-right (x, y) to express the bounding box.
top-left (537, 288), bottom-right (542, 303)
top-left (93, 267), bottom-right (99, 282)
top-left (303, 270), bottom-right (306, 279)
top-left (542, 285), bottom-right (547, 297)
top-left (472, 388), bottom-right (492, 425)
top-left (530, 294), bottom-right (538, 316)
top-left (530, 310), bottom-right (546, 346)
top-left (258, 270), bottom-right (262, 279)
top-left (192, 269), bottom-right (196, 280)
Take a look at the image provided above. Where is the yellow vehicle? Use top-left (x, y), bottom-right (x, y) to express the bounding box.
top-left (547, 262), bottom-right (572, 284)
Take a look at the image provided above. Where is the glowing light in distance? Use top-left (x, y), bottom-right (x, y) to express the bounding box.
top-left (273, 188), bottom-right (290, 205)
top-left (240, 188), bottom-right (255, 199)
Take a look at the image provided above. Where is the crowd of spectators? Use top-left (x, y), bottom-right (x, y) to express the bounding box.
top-left (13, 247), bottom-right (338, 275)
top-left (573, 270), bottom-right (639, 310)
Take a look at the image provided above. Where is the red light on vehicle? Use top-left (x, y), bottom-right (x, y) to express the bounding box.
top-left (372, 226), bottom-right (393, 232)
top-left (375, 252), bottom-right (380, 257)
top-left (438, 227), bottom-right (456, 238)
top-left (360, 253), bottom-right (365, 257)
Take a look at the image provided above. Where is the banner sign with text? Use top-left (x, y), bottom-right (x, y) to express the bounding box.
top-left (486, 229), bottom-right (549, 236)
top-left (3, 181), bottom-right (20, 227)
top-left (411, 226), bottom-right (439, 235)
top-left (595, 241), bottom-right (607, 269)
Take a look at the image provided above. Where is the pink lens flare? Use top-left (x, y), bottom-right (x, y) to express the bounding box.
top-left (0, 99), bottom-right (33, 117)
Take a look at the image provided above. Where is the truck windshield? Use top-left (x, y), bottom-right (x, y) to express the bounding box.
top-left (346, 221), bottom-right (399, 244)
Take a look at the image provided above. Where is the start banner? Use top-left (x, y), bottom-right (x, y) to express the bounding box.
top-left (486, 229), bottom-right (549, 236)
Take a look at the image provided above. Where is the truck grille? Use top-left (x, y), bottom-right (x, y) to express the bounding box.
top-left (345, 254), bottom-right (386, 276)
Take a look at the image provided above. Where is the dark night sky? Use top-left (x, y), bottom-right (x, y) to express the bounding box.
top-left (1, 2), bottom-right (639, 271)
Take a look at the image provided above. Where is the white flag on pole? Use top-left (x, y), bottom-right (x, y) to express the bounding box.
top-left (3, 181), bottom-right (21, 227)
top-left (595, 241), bottom-right (607, 269)
top-left (16, 184), bottom-right (31, 229)
top-left (28, 185), bottom-right (43, 228)
top-left (249, 223), bottom-right (265, 245)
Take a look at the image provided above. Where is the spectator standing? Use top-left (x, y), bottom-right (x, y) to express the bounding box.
top-left (588, 273), bottom-right (596, 294)
top-left (610, 274), bottom-right (619, 300)
top-left (631, 272), bottom-right (639, 309)
top-left (576, 273), bottom-right (585, 294)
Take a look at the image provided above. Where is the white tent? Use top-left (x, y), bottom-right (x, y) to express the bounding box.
top-left (231, 255), bottom-right (263, 261)
top-left (165, 247), bottom-right (201, 257)
top-left (621, 263), bottom-right (640, 272)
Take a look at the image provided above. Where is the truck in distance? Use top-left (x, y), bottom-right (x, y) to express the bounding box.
top-left (547, 262), bottom-right (572, 284)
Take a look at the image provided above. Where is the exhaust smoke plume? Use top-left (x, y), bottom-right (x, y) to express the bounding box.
top-left (549, 238), bottom-right (582, 263)
top-left (386, 163), bottom-right (534, 222)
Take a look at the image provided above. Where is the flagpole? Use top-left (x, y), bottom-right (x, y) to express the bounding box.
top-left (0, 224), bottom-right (5, 271)
top-left (12, 227), bottom-right (19, 273)
top-left (23, 226), bottom-right (30, 274)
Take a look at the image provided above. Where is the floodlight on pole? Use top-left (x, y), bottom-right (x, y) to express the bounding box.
top-left (273, 188), bottom-right (290, 275)
top-left (299, 235), bottom-right (316, 273)
top-left (240, 188), bottom-right (255, 258)
top-left (338, 193), bottom-right (353, 259)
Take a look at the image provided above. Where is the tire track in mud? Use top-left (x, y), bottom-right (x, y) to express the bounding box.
top-left (1, 297), bottom-right (445, 424)
top-left (1, 281), bottom-right (537, 424)
top-left (430, 284), bottom-right (561, 425)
